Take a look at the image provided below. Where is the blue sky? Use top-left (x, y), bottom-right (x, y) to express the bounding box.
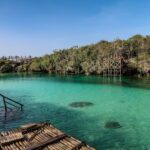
top-left (0, 0), bottom-right (150, 56)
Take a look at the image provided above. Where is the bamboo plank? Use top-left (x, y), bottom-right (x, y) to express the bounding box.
top-left (0, 122), bottom-right (94, 150)
top-left (0, 132), bottom-right (24, 146)
top-left (25, 134), bottom-right (66, 150)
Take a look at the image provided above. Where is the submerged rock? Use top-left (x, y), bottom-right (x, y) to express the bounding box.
top-left (105, 121), bottom-right (122, 129)
top-left (69, 102), bottom-right (94, 108)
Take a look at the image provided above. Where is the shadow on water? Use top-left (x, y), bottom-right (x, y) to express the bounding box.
top-left (0, 101), bottom-right (133, 150)
top-left (49, 75), bottom-right (150, 90)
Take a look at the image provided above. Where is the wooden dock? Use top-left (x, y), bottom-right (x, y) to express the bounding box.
top-left (0, 122), bottom-right (95, 150)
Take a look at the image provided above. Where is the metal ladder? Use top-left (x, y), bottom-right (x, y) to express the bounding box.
top-left (0, 93), bottom-right (23, 112)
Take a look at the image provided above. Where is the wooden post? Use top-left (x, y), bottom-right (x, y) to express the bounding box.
top-left (3, 97), bottom-right (7, 112)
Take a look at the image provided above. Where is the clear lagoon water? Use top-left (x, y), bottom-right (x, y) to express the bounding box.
top-left (0, 74), bottom-right (150, 150)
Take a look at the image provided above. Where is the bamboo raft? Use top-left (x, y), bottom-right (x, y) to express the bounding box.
top-left (0, 122), bottom-right (95, 150)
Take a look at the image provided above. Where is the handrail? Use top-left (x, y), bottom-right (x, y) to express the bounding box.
top-left (6, 101), bottom-right (22, 109)
top-left (0, 93), bottom-right (23, 112)
top-left (0, 94), bottom-right (23, 107)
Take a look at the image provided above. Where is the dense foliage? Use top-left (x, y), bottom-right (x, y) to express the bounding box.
top-left (0, 35), bottom-right (150, 76)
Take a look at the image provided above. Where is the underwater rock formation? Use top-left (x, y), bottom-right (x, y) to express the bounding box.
top-left (69, 102), bottom-right (94, 108)
top-left (105, 121), bottom-right (122, 129)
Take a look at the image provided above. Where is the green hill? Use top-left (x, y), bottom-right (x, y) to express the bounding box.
top-left (0, 35), bottom-right (150, 77)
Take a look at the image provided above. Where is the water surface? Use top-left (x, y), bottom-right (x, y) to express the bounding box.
top-left (0, 74), bottom-right (150, 150)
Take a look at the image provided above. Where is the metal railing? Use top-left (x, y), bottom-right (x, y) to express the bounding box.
top-left (0, 93), bottom-right (23, 112)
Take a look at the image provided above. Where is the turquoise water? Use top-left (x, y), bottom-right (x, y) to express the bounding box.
top-left (0, 74), bottom-right (150, 150)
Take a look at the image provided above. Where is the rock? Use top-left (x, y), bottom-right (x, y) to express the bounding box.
top-left (105, 121), bottom-right (122, 129)
top-left (69, 102), bottom-right (94, 108)
top-left (0, 64), bottom-right (13, 73)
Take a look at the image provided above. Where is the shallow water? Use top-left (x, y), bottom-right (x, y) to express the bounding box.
top-left (0, 74), bottom-right (150, 150)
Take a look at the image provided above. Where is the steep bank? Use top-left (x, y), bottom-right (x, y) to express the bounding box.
top-left (0, 35), bottom-right (150, 77)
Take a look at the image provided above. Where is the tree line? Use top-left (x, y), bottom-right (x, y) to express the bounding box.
top-left (0, 35), bottom-right (150, 76)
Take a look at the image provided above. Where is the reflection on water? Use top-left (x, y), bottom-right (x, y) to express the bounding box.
top-left (0, 73), bottom-right (149, 90)
top-left (0, 107), bottom-right (23, 123)
top-left (0, 74), bottom-right (150, 149)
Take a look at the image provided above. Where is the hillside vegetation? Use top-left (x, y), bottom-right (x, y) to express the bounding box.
top-left (0, 35), bottom-right (150, 77)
